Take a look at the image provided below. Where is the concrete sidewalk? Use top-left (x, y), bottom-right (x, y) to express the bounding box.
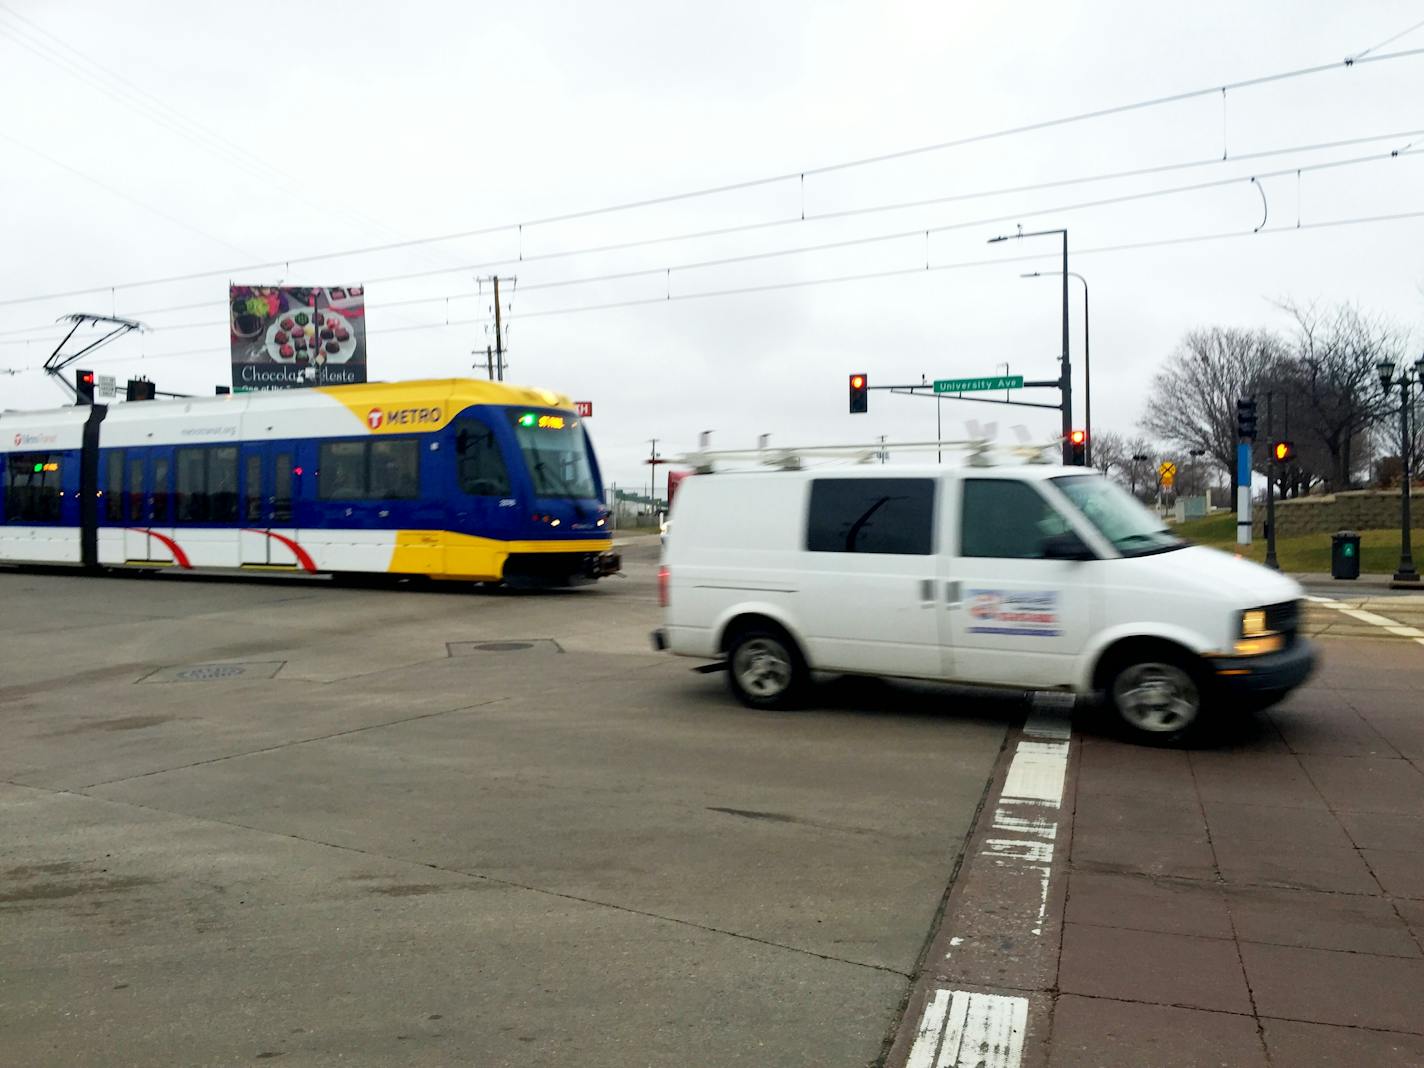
top-left (1046, 638), bottom-right (1424, 1066)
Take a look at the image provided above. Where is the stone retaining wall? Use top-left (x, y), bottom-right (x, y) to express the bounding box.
top-left (1252, 489), bottom-right (1424, 537)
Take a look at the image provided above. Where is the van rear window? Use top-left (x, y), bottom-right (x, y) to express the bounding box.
top-left (806, 478), bottom-right (934, 555)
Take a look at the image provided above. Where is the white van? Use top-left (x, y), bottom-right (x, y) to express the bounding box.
top-left (651, 463), bottom-right (1315, 742)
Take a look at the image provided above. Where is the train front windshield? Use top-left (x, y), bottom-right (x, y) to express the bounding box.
top-left (507, 410), bottom-right (599, 499)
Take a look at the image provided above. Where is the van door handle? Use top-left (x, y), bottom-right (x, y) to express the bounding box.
top-left (945, 580), bottom-right (962, 607)
top-left (919, 578), bottom-right (935, 602)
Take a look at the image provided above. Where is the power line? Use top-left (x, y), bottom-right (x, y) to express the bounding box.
top-left (1349, 16), bottom-right (1424, 61)
top-left (0, 130), bottom-right (268, 263)
top-left (0, 2), bottom-right (473, 280)
top-left (2, 44), bottom-right (1421, 310)
top-left (5, 205), bottom-right (1419, 378)
top-left (9, 137), bottom-right (1412, 346)
top-left (3, 125), bottom-right (1420, 348)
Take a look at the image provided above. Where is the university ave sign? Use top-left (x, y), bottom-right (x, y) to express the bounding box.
top-left (933, 375), bottom-right (1024, 394)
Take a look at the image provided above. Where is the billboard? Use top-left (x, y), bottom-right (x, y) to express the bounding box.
top-left (229, 285), bottom-right (366, 391)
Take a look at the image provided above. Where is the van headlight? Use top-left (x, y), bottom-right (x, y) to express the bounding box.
top-left (1234, 608), bottom-right (1283, 656)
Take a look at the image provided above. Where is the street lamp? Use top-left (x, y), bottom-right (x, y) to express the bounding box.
top-left (1022, 270), bottom-right (1090, 466)
top-left (1130, 452), bottom-right (1150, 499)
top-left (989, 228), bottom-right (1071, 464)
top-left (1376, 355), bottom-right (1423, 584)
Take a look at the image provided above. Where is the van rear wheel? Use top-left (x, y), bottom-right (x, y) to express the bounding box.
top-left (1107, 656), bottom-right (1204, 744)
top-left (726, 628), bottom-right (806, 710)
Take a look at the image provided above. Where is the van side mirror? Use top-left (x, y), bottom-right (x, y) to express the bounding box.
top-left (1041, 530), bottom-right (1095, 561)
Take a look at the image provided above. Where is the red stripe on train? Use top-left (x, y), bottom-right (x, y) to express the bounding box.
top-left (125, 529), bottom-right (192, 569)
top-left (242, 529), bottom-right (318, 573)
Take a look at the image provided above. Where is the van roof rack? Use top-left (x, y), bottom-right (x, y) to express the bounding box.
top-left (676, 437), bottom-right (1062, 473)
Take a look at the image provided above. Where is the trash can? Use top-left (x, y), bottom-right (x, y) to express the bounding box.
top-left (1331, 530), bottom-right (1361, 580)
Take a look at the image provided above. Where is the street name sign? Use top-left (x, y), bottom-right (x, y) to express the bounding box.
top-left (933, 375), bottom-right (1024, 393)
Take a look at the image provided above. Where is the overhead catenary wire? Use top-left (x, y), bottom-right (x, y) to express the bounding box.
top-left (0, 2), bottom-right (474, 279)
top-left (8, 139), bottom-right (1414, 348)
top-left (1348, 15), bottom-right (1424, 62)
top-left (10, 205), bottom-right (1421, 377)
top-left (2, 44), bottom-right (1422, 311)
top-left (3, 127), bottom-right (1421, 346)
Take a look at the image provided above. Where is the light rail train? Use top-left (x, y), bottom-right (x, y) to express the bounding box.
top-left (0, 379), bottom-right (619, 586)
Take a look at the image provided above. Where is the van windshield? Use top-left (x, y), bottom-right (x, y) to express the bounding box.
top-left (1052, 474), bottom-right (1185, 557)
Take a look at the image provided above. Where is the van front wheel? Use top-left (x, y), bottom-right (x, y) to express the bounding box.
top-left (727, 628), bottom-right (806, 710)
top-left (1107, 657), bottom-right (1204, 743)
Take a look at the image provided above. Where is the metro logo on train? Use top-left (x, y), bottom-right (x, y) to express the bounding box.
top-left (0, 379), bottom-right (620, 588)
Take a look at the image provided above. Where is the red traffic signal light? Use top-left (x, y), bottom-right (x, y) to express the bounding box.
top-left (1272, 440), bottom-right (1295, 463)
top-left (849, 373), bottom-right (868, 414)
top-left (74, 368), bottom-right (96, 405)
top-left (1069, 429), bottom-right (1087, 445)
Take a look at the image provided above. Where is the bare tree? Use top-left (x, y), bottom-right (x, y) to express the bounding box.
top-left (1141, 326), bottom-right (1288, 485)
top-left (1279, 301), bottom-right (1402, 490)
top-left (1091, 429), bottom-right (1129, 480)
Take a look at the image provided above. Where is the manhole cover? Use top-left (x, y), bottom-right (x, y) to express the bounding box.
top-left (141, 661), bottom-right (286, 684)
top-left (447, 639), bottom-right (562, 656)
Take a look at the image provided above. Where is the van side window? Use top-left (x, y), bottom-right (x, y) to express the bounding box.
top-left (455, 418), bottom-right (511, 497)
top-left (806, 478), bottom-right (934, 555)
top-left (960, 479), bottom-right (1071, 559)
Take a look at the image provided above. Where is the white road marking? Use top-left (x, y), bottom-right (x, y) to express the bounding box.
top-left (1341, 608), bottom-right (1400, 627)
top-left (1308, 598), bottom-right (1424, 648)
top-left (907, 990), bottom-right (1028, 1068)
top-left (907, 990), bottom-right (952, 1068)
top-left (1001, 740), bottom-right (1071, 805)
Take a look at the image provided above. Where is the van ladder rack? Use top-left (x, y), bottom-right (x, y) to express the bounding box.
top-left (676, 437), bottom-right (1062, 473)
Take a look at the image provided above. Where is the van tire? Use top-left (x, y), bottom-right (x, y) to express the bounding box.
top-left (725, 626), bottom-right (807, 710)
top-left (1104, 650), bottom-right (1207, 744)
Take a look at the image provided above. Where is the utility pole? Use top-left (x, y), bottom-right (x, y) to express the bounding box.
top-left (492, 276), bottom-right (505, 382)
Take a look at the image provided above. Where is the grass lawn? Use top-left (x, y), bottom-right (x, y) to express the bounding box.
top-left (1170, 511), bottom-right (1423, 574)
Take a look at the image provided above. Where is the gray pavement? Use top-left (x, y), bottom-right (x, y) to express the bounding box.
top-left (0, 551), bottom-right (1016, 1067)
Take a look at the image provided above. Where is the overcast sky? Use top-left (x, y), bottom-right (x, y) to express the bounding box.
top-left (2, 0), bottom-right (1422, 493)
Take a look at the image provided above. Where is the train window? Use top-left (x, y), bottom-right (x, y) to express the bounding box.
top-left (370, 439), bottom-right (419, 500)
top-left (319, 441), bottom-right (366, 500)
top-left (106, 451), bottom-right (124, 522)
top-left (4, 453), bottom-right (62, 524)
top-left (273, 453), bottom-right (292, 523)
top-left (211, 447), bottom-right (239, 523)
top-left (245, 455), bottom-right (263, 523)
top-left (153, 458), bottom-right (172, 524)
top-left (128, 457), bottom-right (144, 524)
top-left (176, 448), bottom-right (209, 522)
top-left (455, 418), bottom-right (510, 497)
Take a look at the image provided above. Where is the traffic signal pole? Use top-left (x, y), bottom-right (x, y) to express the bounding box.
top-left (1265, 392), bottom-right (1278, 570)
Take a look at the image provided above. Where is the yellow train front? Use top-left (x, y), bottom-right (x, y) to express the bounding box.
top-left (0, 379), bottom-right (620, 587)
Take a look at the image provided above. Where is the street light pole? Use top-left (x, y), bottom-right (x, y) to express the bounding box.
top-left (1377, 356), bottom-right (1422, 584)
top-left (1022, 270), bottom-right (1090, 465)
top-left (991, 228), bottom-right (1071, 464)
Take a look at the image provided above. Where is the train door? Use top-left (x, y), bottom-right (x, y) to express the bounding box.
top-left (148, 449), bottom-right (176, 563)
top-left (124, 448), bottom-right (176, 564)
top-left (241, 445), bottom-right (303, 569)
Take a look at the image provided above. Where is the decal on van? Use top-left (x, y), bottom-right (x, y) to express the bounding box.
top-left (967, 590), bottom-right (1061, 637)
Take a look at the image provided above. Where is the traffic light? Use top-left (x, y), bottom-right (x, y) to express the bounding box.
top-left (1271, 440), bottom-right (1295, 464)
top-left (1069, 429), bottom-right (1088, 466)
top-left (126, 378), bottom-right (156, 401)
top-left (849, 373), bottom-right (868, 414)
top-left (1236, 398), bottom-right (1257, 440)
top-left (74, 369), bottom-right (95, 405)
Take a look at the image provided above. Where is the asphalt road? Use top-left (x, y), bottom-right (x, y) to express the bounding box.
top-left (0, 543), bottom-right (1019, 1067)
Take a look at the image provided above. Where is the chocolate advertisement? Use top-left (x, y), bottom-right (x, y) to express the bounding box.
top-left (229, 284), bottom-right (367, 391)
